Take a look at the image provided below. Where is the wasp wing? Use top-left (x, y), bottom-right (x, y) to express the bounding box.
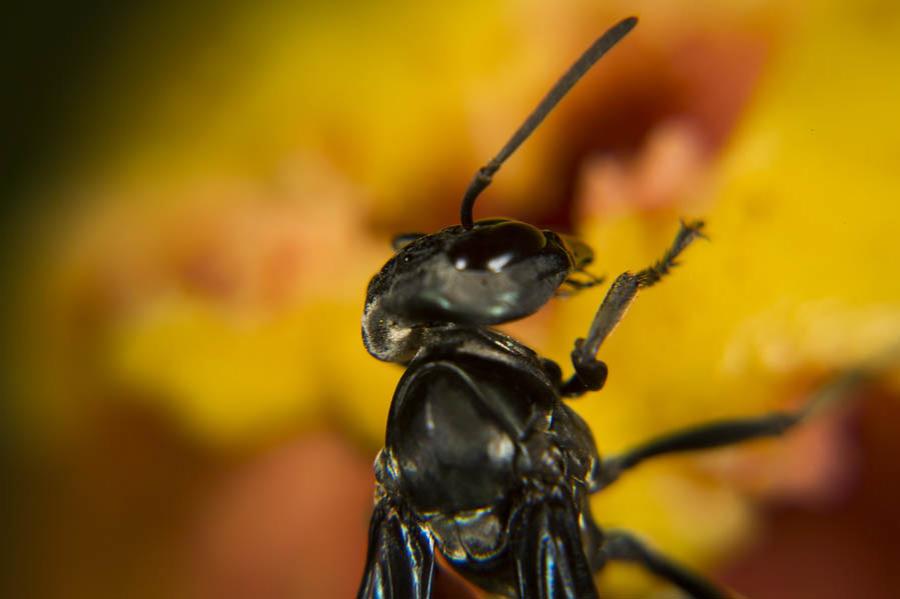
top-left (357, 500), bottom-right (435, 599)
top-left (513, 495), bottom-right (599, 599)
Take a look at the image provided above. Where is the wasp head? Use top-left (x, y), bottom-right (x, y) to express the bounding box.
top-left (362, 218), bottom-right (593, 362)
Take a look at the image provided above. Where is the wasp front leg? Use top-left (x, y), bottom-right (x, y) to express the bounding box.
top-left (358, 498), bottom-right (435, 599)
top-left (562, 220), bottom-right (706, 398)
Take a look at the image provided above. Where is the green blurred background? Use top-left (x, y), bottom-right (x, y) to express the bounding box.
top-left (4, 0), bottom-right (900, 597)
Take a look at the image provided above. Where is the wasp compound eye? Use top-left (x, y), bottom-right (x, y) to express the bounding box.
top-left (448, 220), bottom-right (547, 273)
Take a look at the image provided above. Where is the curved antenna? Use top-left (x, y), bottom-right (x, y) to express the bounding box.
top-left (459, 16), bottom-right (639, 229)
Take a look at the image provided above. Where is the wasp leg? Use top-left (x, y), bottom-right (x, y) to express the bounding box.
top-left (358, 499), bottom-right (435, 599)
top-left (595, 366), bottom-right (868, 490)
top-left (562, 220), bottom-right (706, 397)
top-left (512, 493), bottom-right (599, 599)
top-left (391, 232), bottom-right (425, 251)
top-left (598, 528), bottom-right (732, 599)
top-left (556, 271), bottom-right (607, 297)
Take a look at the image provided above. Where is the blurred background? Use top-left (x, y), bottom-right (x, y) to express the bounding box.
top-left (4, 0), bottom-right (900, 597)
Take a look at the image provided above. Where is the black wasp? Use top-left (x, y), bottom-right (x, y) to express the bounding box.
top-left (357, 16), bottom-right (836, 599)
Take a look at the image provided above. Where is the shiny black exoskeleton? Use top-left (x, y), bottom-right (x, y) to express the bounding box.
top-left (362, 217), bottom-right (613, 598)
top-left (357, 16), bottom-right (840, 599)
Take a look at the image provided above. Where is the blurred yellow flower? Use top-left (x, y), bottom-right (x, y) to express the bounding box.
top-left (11, 0), bottom-right (900, 597)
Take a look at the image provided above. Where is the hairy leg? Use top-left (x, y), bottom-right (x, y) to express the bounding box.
top-left (562, 220), bottom-right (706, 397)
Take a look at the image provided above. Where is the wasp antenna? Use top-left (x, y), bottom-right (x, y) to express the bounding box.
top-left (459, 16), bottom-right (639, 229)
